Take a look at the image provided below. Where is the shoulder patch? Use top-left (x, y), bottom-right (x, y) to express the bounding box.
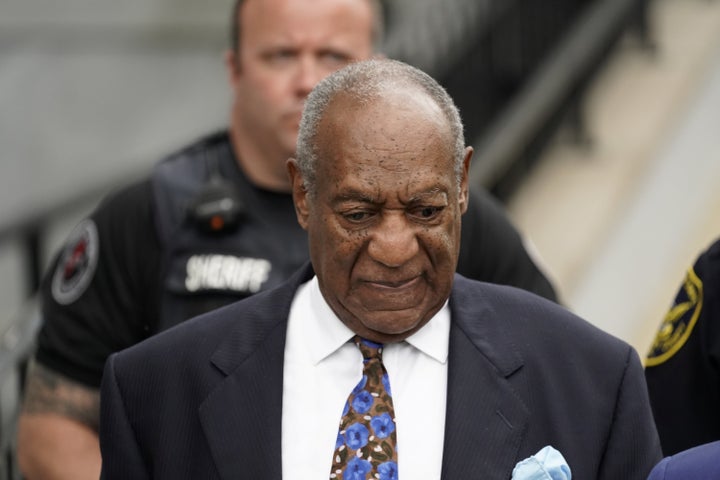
top-left (646, 267), bottom-right (703, 367)
top-left (51, 219), bottom-right (100, 305)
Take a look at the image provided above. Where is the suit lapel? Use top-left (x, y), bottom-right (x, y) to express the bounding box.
top-left (198, 264), bottom-right (314, 480)
top-left (199, 322), bottom-right (286, 480)
top-left (441, 276), bottom-right (530, 479)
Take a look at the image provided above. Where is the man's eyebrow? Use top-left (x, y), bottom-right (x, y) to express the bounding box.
top-left (332, 188), bottom-right (450, 205)
top-left (332, 190), bottom-right (379, 205)
top-left (408, 188), bottom-right (447, 203)
top-left (317, 47), bottom-right (353, 57)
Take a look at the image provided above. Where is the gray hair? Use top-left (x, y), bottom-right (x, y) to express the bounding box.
top-left (296, 58), bottom-right (466, 194)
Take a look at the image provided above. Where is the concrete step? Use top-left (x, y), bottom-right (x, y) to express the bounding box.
top-left (507, 0), bottom-right (720, 353)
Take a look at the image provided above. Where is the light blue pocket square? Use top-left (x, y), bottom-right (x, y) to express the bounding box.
top-left (512, 445), bottom-right (571, 480)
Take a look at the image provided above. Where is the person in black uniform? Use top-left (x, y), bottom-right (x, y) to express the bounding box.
top-left (645, 237), bottom-right (720, 456)
top-left (16, 0), bottom-right (557, 479)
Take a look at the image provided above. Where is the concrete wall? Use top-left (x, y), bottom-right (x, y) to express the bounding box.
top-left (0, 1), bottom-right (234, 321)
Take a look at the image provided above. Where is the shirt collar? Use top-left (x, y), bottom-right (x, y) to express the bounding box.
top-left (304, 276), bottom-right (450, 365)
top-left (405, 301), bottom-right (450, 364)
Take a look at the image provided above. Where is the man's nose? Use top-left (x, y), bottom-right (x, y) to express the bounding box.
top-left (367, 214), bottom-right (420, 268)
top-left (294, 57), bottom-right (325, 96)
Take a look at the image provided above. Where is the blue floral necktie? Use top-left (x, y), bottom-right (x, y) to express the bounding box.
top-left (329, 336), bottom-right (399, 480)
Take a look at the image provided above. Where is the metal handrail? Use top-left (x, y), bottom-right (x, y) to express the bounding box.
top-left (0, 168), bottom-right (150, 294)
top-left (0, 169), bottom-right (149, 244)
top-left (469, 0), bottom-right (647, 188)
top-left (0, 300), bottom-right (40, 384)
top-left (0, 299), bottom-right (41, 480)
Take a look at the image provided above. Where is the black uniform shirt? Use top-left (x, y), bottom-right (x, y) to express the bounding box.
top-left (645, 237), bottom-right (720, 455)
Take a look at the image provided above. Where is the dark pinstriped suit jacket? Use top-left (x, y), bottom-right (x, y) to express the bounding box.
top-left (100, 264), bottom-right (662, 479)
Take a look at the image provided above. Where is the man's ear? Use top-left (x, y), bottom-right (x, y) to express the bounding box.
top-left (224, 49), bottom-right (240, 89)
top-left (287, 158), bottom-right (310, 229)
top-left (459, 146), bottom-right (473, 214)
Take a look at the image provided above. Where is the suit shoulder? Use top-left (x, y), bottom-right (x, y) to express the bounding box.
top-left (452, 275), bottom-right (629, 354)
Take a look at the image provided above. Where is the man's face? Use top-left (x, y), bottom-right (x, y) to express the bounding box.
top-left (291, 91), bottom-right (472, 343)
top-left (227, 0), bottom-right (374, 186)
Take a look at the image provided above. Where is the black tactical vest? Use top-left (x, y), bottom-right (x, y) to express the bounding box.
top-left (151, 132), bottom-right (309, 330)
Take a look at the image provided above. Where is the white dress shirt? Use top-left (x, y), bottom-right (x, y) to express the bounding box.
top-left (282, 276), bottom-right (449, 479)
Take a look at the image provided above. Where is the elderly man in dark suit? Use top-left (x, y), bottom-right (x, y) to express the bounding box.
top-left (99, 59), bottom-right (661, 479)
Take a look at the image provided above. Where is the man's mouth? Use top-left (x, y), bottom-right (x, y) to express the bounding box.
top-left (364, 276), bottom-right (421, 290)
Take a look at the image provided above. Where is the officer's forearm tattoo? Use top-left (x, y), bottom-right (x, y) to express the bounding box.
top-left (21, 359), bottom-right (100, 432)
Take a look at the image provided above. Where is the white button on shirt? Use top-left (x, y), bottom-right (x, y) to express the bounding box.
top-left (282, 276), bottom-right (449, 479)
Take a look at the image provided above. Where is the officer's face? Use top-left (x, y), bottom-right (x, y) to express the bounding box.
top-left (290, 90), bottom-right (472, 344)
top-left (226, 0), bottom-right (374, 189)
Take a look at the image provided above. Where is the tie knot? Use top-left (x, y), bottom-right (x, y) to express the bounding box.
top-left (353, 336), bottom-right (383, 361)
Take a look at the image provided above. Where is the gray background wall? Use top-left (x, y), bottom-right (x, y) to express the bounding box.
top-left (1, 1), bottom-right (237, 321)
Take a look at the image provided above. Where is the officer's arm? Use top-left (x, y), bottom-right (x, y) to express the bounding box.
top-left (17, 360), bottom-right (101, 480)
